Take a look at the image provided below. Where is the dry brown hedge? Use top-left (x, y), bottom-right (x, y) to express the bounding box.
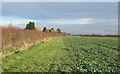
top-left (2, 26), bottom-right (66, 51)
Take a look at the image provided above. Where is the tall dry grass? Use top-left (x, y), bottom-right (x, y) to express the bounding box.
top-left (2, 26), bottom-right (66, 51)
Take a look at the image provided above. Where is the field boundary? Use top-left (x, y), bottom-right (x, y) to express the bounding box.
top-left (2, 36), bottom-right (63, 58)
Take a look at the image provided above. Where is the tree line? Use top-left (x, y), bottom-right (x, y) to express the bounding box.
top-left (43, 27), bottom-right (61, 33)
top-left (25, 21), bottom-right (61, 33)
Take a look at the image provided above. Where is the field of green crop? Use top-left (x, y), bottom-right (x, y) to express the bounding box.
top-left (2, 36), bottom-right (120, 72)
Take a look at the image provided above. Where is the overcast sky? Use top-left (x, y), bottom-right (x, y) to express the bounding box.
top-left (1, 2), bottom-right (118, 35)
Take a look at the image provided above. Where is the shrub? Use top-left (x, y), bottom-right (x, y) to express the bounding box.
top-left (43, 27), bottom-right (47, 32)
top-left (57, 29), bottom-right (61, 33)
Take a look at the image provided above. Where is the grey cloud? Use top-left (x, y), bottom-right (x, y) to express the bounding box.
top-left (2, 2), bottom-right (117, 20)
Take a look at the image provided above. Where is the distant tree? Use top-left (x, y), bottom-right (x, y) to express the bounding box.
top-left (53, 29), bottom-right (57, 33)
top-left (51, 28), bottom-right (54, 30)
top-left (26, 24), bottom-right (30, 29)
top-left (25, 21), bottom-right (36, 30)
top-left (49, 29), bottom-right (51, 32)
top-left (43, 27), bottom-right (47, 32)
top-left (51, 28), bottom-right (56, 33)
top-left (35, 27), bottom-right (41, 32)
top-left (46, 28), bottom-right (50, 33)
top-left (67, 33), bottom-right (71, 35)
top-left (57, 28), bottom-right (61, 33)
top-left (51, 28), bottom-right (53, 32)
